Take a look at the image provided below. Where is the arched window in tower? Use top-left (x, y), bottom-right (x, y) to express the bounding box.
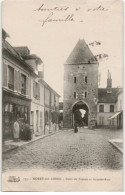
top-left (85, 76), bottom-right (87, 83)
top-left (85, 91), bottom-right (87, 98)
top-left (74, 92), bottom-right (76, 99)
top-left (74, 77), bottom-right (76, 83)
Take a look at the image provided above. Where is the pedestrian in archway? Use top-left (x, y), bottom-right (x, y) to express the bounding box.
top-left (74, 109), bottom-right (81, 133)
top-left (74, 121), bottom-right (78, 133)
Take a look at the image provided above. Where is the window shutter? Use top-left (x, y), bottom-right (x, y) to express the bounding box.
top-left (3, 61), bottom-right (7, 87)
top-left (33, 81), bottom-right (35, 98)
top-left (38, 83), bottom-right (40, 100)
top-left (18, 72), bottom-right (21, 93)
top-left (14, 69), bottom-right (18, 91)
top-left (26, 76), bottom-right (30, 97)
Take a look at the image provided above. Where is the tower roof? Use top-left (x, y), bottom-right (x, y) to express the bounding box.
top-left (65, 39), bottom-right (97, 65)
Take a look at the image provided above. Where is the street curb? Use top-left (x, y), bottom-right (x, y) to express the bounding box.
top-left (3, 131), bottom-right (61, 154)
top-left (108, 140), bottom-right (123, 154)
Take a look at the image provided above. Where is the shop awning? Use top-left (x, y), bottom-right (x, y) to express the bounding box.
top-left (108, 111), bottom-right (122, 120)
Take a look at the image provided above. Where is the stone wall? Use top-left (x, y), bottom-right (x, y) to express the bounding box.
top-left (63, 63), bottom-right (98, 129)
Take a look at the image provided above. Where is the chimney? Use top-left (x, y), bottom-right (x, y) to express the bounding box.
top-left (38, 71), bottom-right (44, 80)
top-left (107, 70), bottom-right (112, 93)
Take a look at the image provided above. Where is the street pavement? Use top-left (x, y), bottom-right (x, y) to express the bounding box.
top-left (2, 128), bottom-right (123, 172)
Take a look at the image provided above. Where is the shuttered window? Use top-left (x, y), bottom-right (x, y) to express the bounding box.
top-left (38, 83), bottom-right (40, 100)
top-left (40, 112), bottom-right (42, 126)
top-left (99, 105), bottom-right (104, 112)
top-left (110, 105), bottom-right (114, 112)
top-left (21, 74), bottom-right (26, 95)
top-left (3, 61), bottom-right (8, 87)
top-left (33, 81), bottom-right (40, 100)
top-left (33, 81), bottom-right (36, 98)
top-left (8, 66), bottom-right (14, 90)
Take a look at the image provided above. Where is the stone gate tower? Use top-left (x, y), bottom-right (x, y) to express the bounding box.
top-left (63, 39), bottom-right (99, 129)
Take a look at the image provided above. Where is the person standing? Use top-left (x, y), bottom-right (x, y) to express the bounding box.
top-left (74, 121), bottom-right (78, 133)
top-left (74, 109), bottom-right (80, 133)
top-left (13, 118), bottom-right (20, 142)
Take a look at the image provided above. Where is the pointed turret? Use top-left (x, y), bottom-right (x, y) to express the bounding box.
top-left (107, 70), bottom-right (112, 88)
top-left (65, 39), bottom-right (97, 65)
top-left (107, 70), bottom-right (112, 93)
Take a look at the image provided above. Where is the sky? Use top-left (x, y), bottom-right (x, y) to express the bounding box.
top-left (2, 0), bottom-right (123, 101)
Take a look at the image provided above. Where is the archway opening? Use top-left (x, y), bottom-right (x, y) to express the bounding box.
top-left (72, 101), bottom-right (89, 128)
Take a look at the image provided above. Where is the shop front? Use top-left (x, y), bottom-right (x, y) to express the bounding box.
top-left (2, 90), bottom-right (31, 141)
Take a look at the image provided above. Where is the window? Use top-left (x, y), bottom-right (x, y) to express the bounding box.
top-left (40, 112), bottom-right (42, 127)
top-left (110, 105), bottom-right (114, 112)
top-left (8, 66), bottom-right (14, 90)
top-left (45, 111), bottom-right (49, 125)
top-left (74, 77), bottom-right (76, 83)
top-left (85, 91), bottom-right (87, 98)
top-left (21, 74), bottom-right (26, 95)
top-left (33, 81), bottom-right (40, 100)
top-left (74, 92), bottom-right (76, 98)
top-left (36, 82), bottom-right (38, 99)
top-left (31, 111), bottom-right (34, 127)
top-left (99, 104), bottom-right (104, 112)
top-left (85, 76), bottom-right (87, 83)
top-left (99, 116), bottom-right (104, 125)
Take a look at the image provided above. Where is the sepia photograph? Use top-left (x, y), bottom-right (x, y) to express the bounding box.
top-left (1, 0), bottom-right (123, 191)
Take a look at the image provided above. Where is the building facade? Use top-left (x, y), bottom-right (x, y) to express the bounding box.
top-left (63, 39), bottom-right (98, 129)
top-left (2, 29), bottom-right (60, 141)
top-left (44, 81), bottom-right (60, 134)
top-left (116, 90), bottom-right (123, 129)
top-left (14, 47), bottom-right (45, 136)
top-left (97, 71), bottom-right (123, 129)
top-left (2, 31), bottom-right (32, 140)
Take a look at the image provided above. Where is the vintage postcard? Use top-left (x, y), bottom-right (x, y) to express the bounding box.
top-left (2, 0), bottom-right (123, 192)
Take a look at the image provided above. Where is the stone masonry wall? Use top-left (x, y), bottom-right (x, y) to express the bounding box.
top-left (63, 63), bottom-right (98, 129)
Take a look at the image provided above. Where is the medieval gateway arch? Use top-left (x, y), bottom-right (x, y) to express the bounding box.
top-left (72, 100), bottom-right (89, 127)
top-left (63, 39), bottom-right (98, 129)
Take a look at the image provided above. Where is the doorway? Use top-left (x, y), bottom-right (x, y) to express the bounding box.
top-left (72, 101), bottom-right (89, 128)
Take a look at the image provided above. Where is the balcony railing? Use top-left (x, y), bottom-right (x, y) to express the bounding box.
top-left (8, 83), bottom-right (14, 90)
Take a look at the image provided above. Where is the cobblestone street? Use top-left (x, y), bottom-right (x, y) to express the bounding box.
top-left (2, 128), bottom-right (123, 172)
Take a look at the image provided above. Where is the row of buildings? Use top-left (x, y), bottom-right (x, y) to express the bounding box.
top-left (2, 29), bottom-right (60, 141)
top-left (62, 39), bottom-right (123, 129)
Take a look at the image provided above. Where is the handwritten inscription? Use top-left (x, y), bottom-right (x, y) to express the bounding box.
top-left (39, 12), bottom-right (74, 27)
top-left (33, 3), bottom-right (108, 27)
top-left (87, 5), bottom-right (108, 12)
top-left (34, 4), bottom-right (69, 12)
